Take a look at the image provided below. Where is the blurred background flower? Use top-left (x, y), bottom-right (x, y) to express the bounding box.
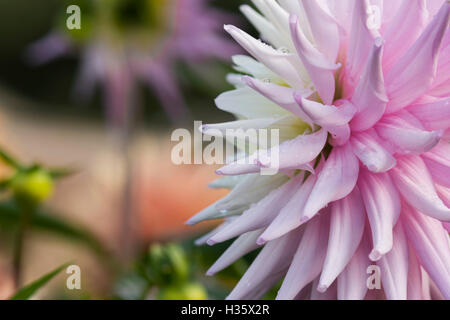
top-left (0, 0), bottom-right (258, 299)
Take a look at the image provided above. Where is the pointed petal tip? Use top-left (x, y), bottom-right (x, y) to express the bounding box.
top-left (185, 218), bottom-right (197, 226)
top-left (289, 13), bottom-right (298, 25)
top-left (369, 248), bottom-right (385, 262)
top-left (300, 216), bottom-right (310, 223)
top-left (256, 237), bottom-right (266, 245)
top-left (374, 37), bottom-right (384, 48)
top-left (317, 284), bottom-right (328, 294)
top-left (205, 269), bottom-right (215, 276)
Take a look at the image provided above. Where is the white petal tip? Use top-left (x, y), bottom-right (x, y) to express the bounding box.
top-left (300, 216), bottom-right (310, 223)
top-left (369, 249), bottom-right (384, 261)
top-left (206, 239), bottom-right (217, 246)
top-left (256, 237), bottom-right (266, 245)
top-left (215, 169), bottom-right (224, 175)
top-left (317, 284), bottom-right (328, 293)
top-left (185, 218), bottom-right (197, 226)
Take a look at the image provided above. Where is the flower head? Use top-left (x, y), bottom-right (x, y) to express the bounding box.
top-left (28, 0), bottom-right (238, 123)
top-left (189, 0), bottom-right (450, 300)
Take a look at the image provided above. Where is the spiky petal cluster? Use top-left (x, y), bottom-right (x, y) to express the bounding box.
top-left (189, 0), bottom-right (450, 300)
top-left (28, 0), bottom-right (237, 123)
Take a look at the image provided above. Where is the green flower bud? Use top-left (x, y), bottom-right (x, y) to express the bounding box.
top-left (11, 169), bottom-right (54, 204)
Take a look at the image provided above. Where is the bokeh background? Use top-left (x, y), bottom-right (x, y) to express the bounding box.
top-left (0, 0), bottom-right (268, 299)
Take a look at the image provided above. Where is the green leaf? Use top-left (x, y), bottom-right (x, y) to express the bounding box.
top-left (49, 168), bottom-right (77, 180)
top-left (10, 263), bottom-right (70, 300)
top-left (0, 148), bottom-right (22, 169)
top-left (0, 201), bottom-right (112, 261)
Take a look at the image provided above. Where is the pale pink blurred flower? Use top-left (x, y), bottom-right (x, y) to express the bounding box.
top-left (27, 0), bottom-right (238, 124)
top-left (189, 0), bottom-right (450, 300)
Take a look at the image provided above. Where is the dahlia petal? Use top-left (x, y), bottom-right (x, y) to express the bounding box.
top-left (358, 170), bottom-right (401, 261)
top-left (377, 221), bottom-right (409, 300)
top-left (385, 2), bottom-right (450, 112)
top-left (294, 95), bottom-right (357, 127)
top-left (208, 175), bottom-right (242, 189)
top-left (226, 229), bottom-right (303, 300)
top-left (301, 0), bottom-right (340, 62)
top-left (259, 172), bottom-right (317, 243)
top-left (231, 55), bottom-right (280, 81)
top-left (224, 24), bottom-right (308, 88)
top-left (391, 156), bottom-right (450, 221)
top-left (289, 14), bottom-right (339, 104)
top-left (345, 0), bottom-right (380, 89)
top-left (350, 130), bottom-right (396, 173)
top-left (194, 219), bottom-right (235, 245)
top-left (213, 173), bottom-right (288, 212)
top-left (407, 246), bottom-right (426, 300)
top-left (337, 234), bottom-right (371, 300)
top-left (185, 201), bottom-right (243, 226)
top-left (240, 5), bottom-right (285, 49)
top-left (261, 0), bottom-right (292, 38)
top-left (318, 187), bottom-right (365, 292)
top-left (208, 174), bottom-right (303, 244)
top-left (302, 143), bottom-right (359, 221)
top-left (215, 162), bottom-right (261, 176)
top-left (376, 116), bottom-right (442, 155)
top-left (294, 95), bottom-right (356, 144)
top-left (436, 182), bottom-right (450, 208)
top-left (382, 0), bottom-right (429, 71)
top-left (277, 214), bottom-right (330, 299)
top-left (403, 205), bottom-right (450, 299)
top-left (407, 97), bottom-right (450, 130)
top-left (350, 38), bottom-right (388, 132)
top-left (242, 76), bottom-right (313, 122)
top-left (256, 129), bottom-right (327, 171)
top-left (207, 228), bottom-right (264, 276)
top-left (422, 141), bottom-right (450, 188)
top-left (215, 87), bottom-right (288, 119)
top-left (311, 278), bottom-right (337, 300)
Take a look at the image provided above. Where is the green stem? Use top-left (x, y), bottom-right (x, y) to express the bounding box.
top-left (12, 205), bottom-right (33, 289)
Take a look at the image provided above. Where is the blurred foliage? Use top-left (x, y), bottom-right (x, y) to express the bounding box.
top-left (113, 239), bottom-right (278, 300)
top-left (10, 262), bottom-right (70, 300)
top-left (0, 0), bottom-right (249, 126)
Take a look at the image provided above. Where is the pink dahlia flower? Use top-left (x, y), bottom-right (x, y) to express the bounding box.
top-left (28, 0), bottom-right (238, 123)
top-left (189, 0), bottom-right (450, 300)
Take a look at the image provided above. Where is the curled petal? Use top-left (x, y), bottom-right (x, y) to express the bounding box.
top-left (242, 76), bottom-right (313, 122)
top-left (277, 214), bottom-right (330, 299)
top-left (256, 129), bottom-right (327, 171)
top-left (422, 141), bottom-right (450, 188)
top-left (259, 173), bottom-right (317, 243)
top-left (337, 233), bottom-right (371, 300)
top-left (385, 3), bottom-right (450, 112)
top-left (207, 229), bottom-right (264, 275)
top-left (289, 14), bottom-right (339, 104)
top-left (318, 187), bottom-right (366, 292)
top-left (391, 156), bottom-right (450, 221)
top-left (302, 143), bottom-right (359, 221)
top-left (350, 38), bottom-right (388, 132)
top-left (301, 0), bottom-right (340, 62)
top-left (403, 205), bottom-right (450, 299)
top-left (350, 130), bottom-right (396, 173)
top-left (227, 229), bottom-right (303, 300)
top-left (376, 115), bottom-right (442, 155)
top-left (408, 97), bottom-right (450, 131)
top-left (224, 24), bottom-right (308, 89)
top-left (377, 221), bottom-right (409, 300)
top-left (208, 174), bottom-right (303, 244)
top-left (358, 170), bottom-right (401, 261)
